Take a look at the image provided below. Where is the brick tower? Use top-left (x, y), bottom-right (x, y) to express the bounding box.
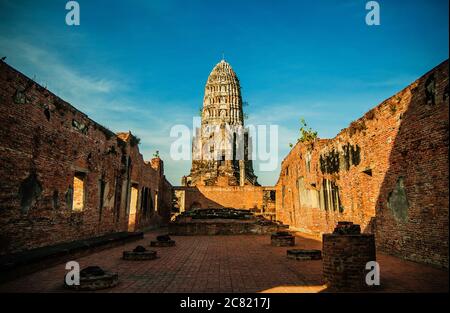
top-left (182, 59), bottom-right (258, 187)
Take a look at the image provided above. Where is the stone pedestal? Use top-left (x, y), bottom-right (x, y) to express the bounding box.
top-left (322, 232), bottom-right (376, 291)
top-left (65, 266), bottom-right (118, 291)
top-left (169, 209), bottom-right (287, 235)
top-left (271, 231), bottom-right (295, 246)
top-left (150, 235), bottom-right (176, 247)
top-left (123, 246), bottom-right (157, 260)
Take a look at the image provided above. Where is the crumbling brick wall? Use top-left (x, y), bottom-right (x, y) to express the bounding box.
top-left (174, 185), bottom-right (276, 219)
top-left (276, 60), bottom-right (449, 268)
top-left (0, 61), bottom-right (173, 255)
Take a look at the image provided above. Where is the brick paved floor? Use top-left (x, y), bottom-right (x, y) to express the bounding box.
top-left (0, 229), bottom-right (447, 293)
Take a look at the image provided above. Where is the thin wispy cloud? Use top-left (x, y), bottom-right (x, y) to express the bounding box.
top-left (0, 37), bottom-right (119, 96)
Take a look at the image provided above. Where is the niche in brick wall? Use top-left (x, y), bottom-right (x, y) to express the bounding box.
top-left (98, 178), bottom-right (106, 220)
top-left (387, 177), bottom-right (409, 222)
top-left (19, 172), bottom-right (42, 213)
top-left (425, 74), bottom-right (436, 105)
top-left (141, 187), bottom-right (154, 216)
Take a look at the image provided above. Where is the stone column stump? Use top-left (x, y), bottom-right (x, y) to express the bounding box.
top-left (322, 222), bottom-right (376, 291)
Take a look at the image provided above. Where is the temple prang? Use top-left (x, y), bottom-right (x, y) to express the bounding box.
top-left (183, 60), bottom-right (258, 187)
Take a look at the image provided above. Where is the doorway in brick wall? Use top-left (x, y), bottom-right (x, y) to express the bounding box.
top-left (128, 184), bottom-right (139, 232)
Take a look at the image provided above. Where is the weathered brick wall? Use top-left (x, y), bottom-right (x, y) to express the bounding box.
top-left (124, 139), bottom-right (172, 231)
top-left (174, 185), bottom-right (276, 219)
top-left (0, 61), bottom-right (173, 255)
top-left (322, 233), bottom-right (376, 290)
top-left (276, 60), bottom-right (449, 268)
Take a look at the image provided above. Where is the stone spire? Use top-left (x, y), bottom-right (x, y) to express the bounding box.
top-left (182, 60), bottom-right (259, 187)
top-left (201, 60), bottom-right (243, 126)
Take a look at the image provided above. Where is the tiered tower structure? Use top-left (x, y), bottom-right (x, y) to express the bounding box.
top-left (182, 59), bottom-right (258, 187)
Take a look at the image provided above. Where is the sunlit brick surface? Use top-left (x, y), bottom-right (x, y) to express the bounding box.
top-left (0, 230), bottom-right (447, 293)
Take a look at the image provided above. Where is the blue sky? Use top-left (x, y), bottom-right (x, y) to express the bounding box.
top-left (0, 0), bottom-right (448, 185)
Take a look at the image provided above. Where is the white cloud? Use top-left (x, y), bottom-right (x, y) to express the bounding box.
top-left (0, 37), bottom-right (119, 96)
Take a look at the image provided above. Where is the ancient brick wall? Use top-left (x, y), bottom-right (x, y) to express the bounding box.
top-left (174, 185), bottom-right (276, 219)
top-left (0, 61), bottom-right (173, 255)
top-left (276, 60), bottom-right (449, 268)
top-left (322, 233), bottom-right (376, 291)
top-left (120, 133), bottom-right (173, 232)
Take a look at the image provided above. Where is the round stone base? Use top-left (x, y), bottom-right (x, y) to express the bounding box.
top-left (271, 232), bottom-right (295, 247)
top-left (287, 249), bottom-right (322, 260)
top-left (65, 267), bottom-right (119, 291)
top-left (150, 240), bottom-right (176, 247)
top-left (123, 250), bottom-right (157, 260)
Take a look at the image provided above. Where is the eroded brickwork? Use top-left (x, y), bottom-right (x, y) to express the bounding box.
top-left (174, 185), bottom-right (276, 220)
top-left (276, 60), bottom-right (449, 268)
top-left (322, 233), bottom-right (376, 291)
top-left (0, 61), bottom-right (173, 255)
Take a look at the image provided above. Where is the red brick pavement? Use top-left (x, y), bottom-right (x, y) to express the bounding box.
top-left (0, 230), bottom-right (447, 293)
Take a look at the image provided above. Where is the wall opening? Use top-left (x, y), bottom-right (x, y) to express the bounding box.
top-left (141, 187), bottom-right (154, 216)
top-left (148, 189), bottom-right (154, 213)
top-left (98, 178), bottom-right (106, 221)
top-left (52, 190), bottom-right (59, 209)
top-left (362, 168), bottom-right (373, 176)
top-left (319, 178), bottom-right (341, 212)
top-left (128, 184), bottom-right (139, 231)
top-left (270, 190), bottom-right (276, 201)
top-left (72, 172), bottom-right (86, 212)
top-left (19, 172), bottom-right (42, 213)
top-left (141, 187), bottom-right (148, 215)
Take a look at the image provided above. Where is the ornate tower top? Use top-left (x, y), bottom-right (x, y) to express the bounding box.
top-left (202, 60), bottom-right (243, 126)
top-left (183, 59), bottom-right (258, 187)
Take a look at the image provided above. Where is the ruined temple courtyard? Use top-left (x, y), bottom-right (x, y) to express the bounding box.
top-left (0, 47), bottom-right (448, 294)
top-left (0, 229), bottom-right (447, 293)
top-left (1, 0), bottom-right (449, 302)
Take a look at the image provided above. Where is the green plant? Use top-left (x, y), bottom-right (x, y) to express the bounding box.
top-left (297, 117), bottom-right (318, 143)
top-left (153, 150), bottom-right (160, 158)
